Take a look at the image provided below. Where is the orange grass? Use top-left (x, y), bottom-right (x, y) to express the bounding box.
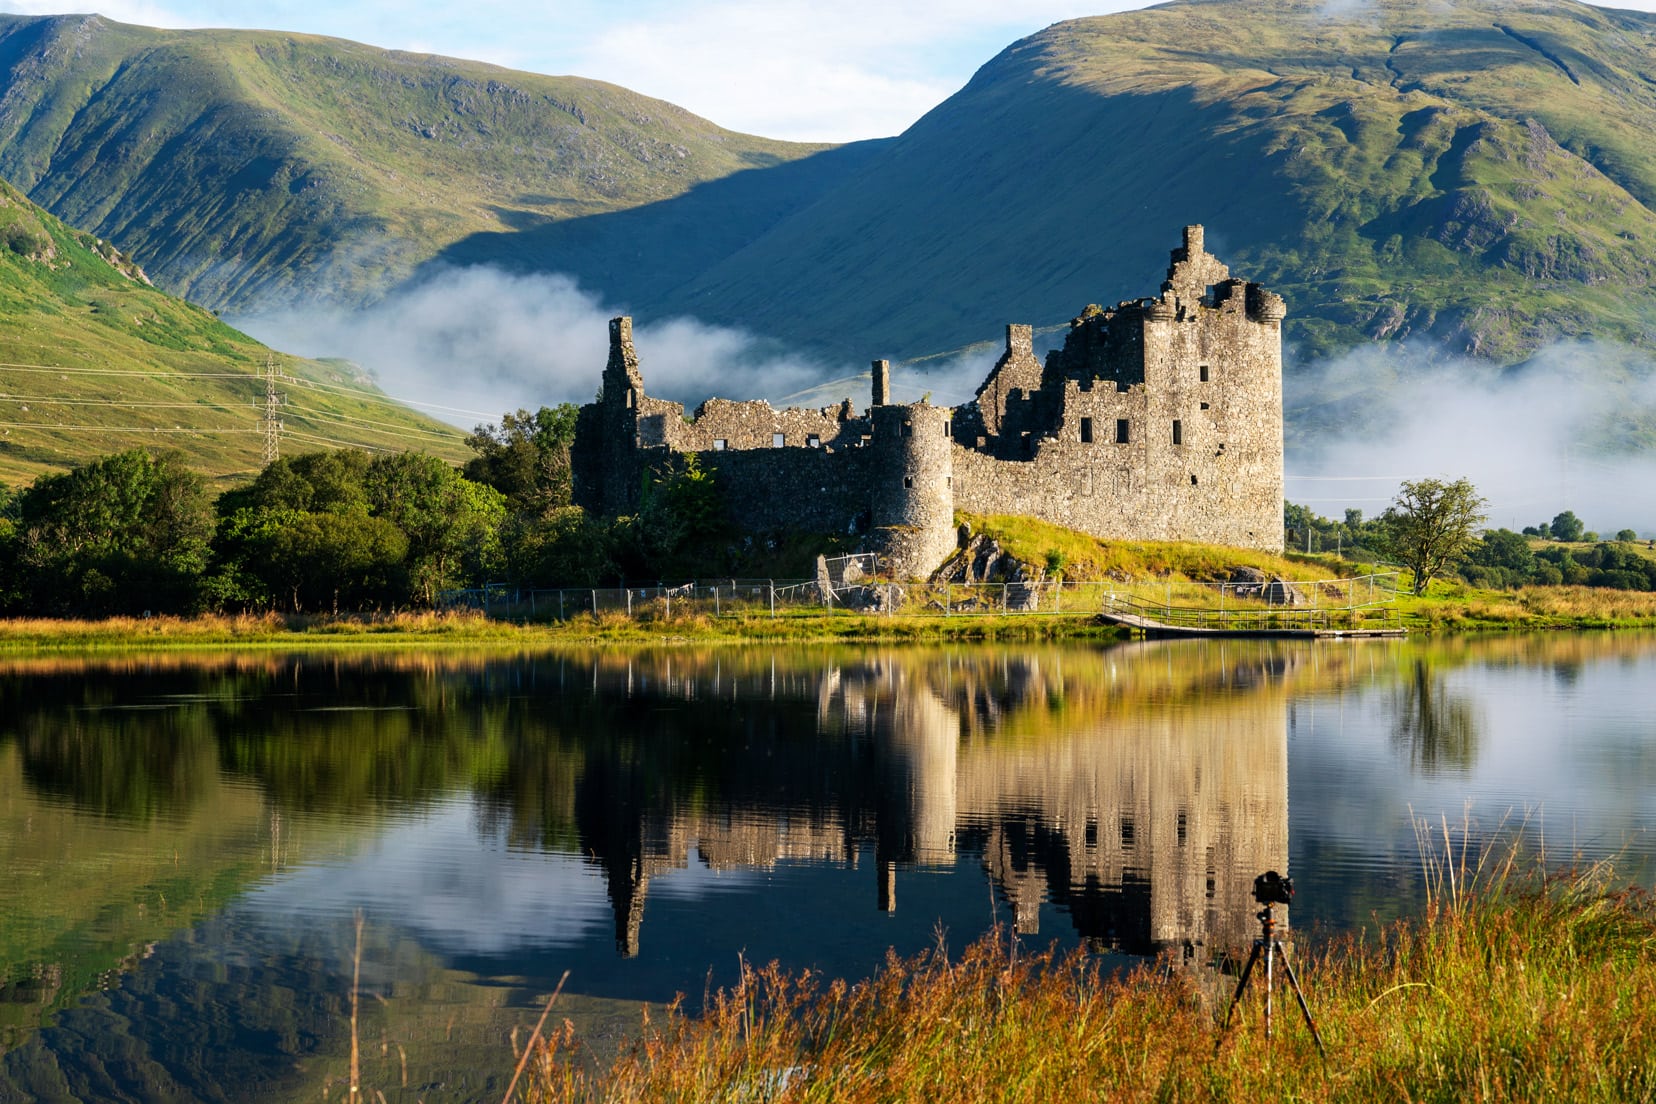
top-left (525, 865), bottom-right (1656, 1103)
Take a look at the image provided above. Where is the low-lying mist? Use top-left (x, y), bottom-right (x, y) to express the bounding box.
top-left (1286, 340), bottom-right (1656, 537)
top-left (234, 263), bottom-right (1656, 536)
top-left (233, 265), bottom-right (987, 430)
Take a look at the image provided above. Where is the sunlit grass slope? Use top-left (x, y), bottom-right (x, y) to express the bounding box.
top-left (0, 177), bottom-right (468, 485)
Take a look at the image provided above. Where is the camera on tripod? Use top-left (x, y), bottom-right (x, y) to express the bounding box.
top-left (1252, 869), bottom-right (1294, 906)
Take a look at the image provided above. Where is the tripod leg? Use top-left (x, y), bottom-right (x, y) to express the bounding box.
top-left (1263, 936), bottom-right (1275, 1040)
top-left (1275, 941), bottom-right (1328, 1059)
top-left (1221, 943), bottom-right (1262, 1032)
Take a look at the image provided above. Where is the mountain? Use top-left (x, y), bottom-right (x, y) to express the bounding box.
top-left (0, 13), bottom-right (857, 313)
top-left (619, 0), bottom-right (1656, 364)
top-left (5, 0), bottom-right (1656, 373)
top-left (0, 175), bottom-right (467, 486)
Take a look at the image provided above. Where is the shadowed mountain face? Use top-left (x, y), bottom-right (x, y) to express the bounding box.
top-left (5, 0), bottom-right (1656, 371)
top-left (624, 0), bottom-right (1656, 363)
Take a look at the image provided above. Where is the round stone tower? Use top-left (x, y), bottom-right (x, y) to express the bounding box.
top-left (869, 402), bottom-right (957, 579)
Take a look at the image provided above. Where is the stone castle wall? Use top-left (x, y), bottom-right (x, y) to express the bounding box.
top-left (570, 226), bottom-right (1285, 576)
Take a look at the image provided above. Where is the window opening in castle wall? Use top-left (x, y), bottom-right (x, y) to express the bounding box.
top-left (773, 433), bottom-right (785, 447)
top-left (807, 434), bottom-right (821, 448)
top-left (1172, 419), bottom-right (1183, 446)
top-left (1116, 419), bottom-right (1130, 444)
top-left (904, 476), bottom-right (914, 488)
top-left (1080, 417), bottom-right (1094, 443)
top-left (713, 439), bottom-right (727, 450)
top-left (1199, 364), bottom-right (1210, 382)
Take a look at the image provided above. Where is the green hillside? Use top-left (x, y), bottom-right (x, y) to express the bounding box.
top-left (0, 176), bottom-right (468, 486)
top-left (637, 0), bottom-right (1656, 363)
top-left (0, 13), bottom-right (839, 313)
top-left (7, 0), bottom-right (1656, 374)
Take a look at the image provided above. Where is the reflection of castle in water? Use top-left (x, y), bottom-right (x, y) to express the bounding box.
top-left (571, 645), bottom-right (1289, 959)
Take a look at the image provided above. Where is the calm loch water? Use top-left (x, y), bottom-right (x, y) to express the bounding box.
top-left (3, 635), bottom-right (1655, 1102)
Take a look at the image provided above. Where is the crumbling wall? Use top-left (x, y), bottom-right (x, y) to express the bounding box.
top-left (571, 224), bottom-right (1286, 576)
top-left (973, 323), bottom-right (1044, 437)
top-left (701, 447), bottom-right (875, 533)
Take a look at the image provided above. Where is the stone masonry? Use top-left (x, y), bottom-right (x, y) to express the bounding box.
top-left (571, 226), bottom-right (1285, 577)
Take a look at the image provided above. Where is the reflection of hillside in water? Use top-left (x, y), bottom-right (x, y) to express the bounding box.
top-left (559, 643), bottom-right (1294, 959)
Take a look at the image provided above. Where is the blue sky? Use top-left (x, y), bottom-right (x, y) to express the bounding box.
top-left (7, 0), bottom-right (1653, 142)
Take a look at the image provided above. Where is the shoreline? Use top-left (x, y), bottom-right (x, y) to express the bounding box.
top-left (4, 586), bottom-right (1656, 653)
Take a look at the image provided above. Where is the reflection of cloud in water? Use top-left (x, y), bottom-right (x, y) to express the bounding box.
top-left (240, 798), bottom-right (759, 956)
top-left (1291, 646), bottom-right (1656, 894)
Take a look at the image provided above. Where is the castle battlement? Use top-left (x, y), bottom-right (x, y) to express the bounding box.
top-left (571, 227), bottom-right (1285, 577)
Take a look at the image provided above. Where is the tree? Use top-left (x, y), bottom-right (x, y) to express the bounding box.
top-left (1618, 529), bottom-right (1639, 542)
top-left (365, 452), bottom-right (505, 604)
top-left (464, 405), bottom-right (579, 518)
top-left (1379, 477), bottom-right (1488, 595)
top-left (1550, 510), bottom-right (1585, 543)
top-left (5, 449), bottom-right (212, 615)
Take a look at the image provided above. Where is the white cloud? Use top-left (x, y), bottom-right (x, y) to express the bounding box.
top-left (1285, 341), bottom-right (1656, 535)
top-left (0, 0), bottom-right (193, 24)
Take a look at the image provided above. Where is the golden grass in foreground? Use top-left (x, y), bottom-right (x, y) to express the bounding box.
top-left (526, 862), bottom-right (1656, 1103)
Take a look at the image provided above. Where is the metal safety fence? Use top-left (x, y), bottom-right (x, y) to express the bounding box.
top-left (438, 571), bottom-right (1402, 624)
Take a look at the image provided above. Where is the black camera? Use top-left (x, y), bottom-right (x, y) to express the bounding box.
top-left (1252, 870), bottom-right (1294, 906)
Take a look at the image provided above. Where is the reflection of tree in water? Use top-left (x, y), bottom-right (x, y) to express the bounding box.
top-left (9, 675), bottom-right (220, 821)
top-left (1391, 658), bottom-right (1480, 773)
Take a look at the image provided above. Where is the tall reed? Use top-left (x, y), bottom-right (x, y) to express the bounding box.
top-left (525, 857), bottom-right (1656, 1103)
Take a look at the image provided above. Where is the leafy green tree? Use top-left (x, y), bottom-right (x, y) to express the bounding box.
top-left (464, 404), bottom-right (579, 517)
top-left (620, 453), bottom-right (728, 577)
top-left (212, 449), bottom-right (399, 612)
top-left (1550, 510), bottom-right (1585, 542)
top-left (504, 506), bottom-right (620, 587)
top-left (4, 449), bottom-right (212, 615)
top-left (213, 505), bottom-right (408, 613)
top-left (1460, 527), bottom-right (1536, 589)
top-left (1617, 528), bottom-right (1639, 542)
top-left (1379, 477), bottom-right (1488, 595)
top-left (366, 452), bottom-right (506, 604)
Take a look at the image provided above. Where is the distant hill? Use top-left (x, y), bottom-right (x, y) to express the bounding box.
top-left (624, 0), bottom-right (1656, 364)
top-left (0, 13), bottom-right (854, 313)
top-left (0, 176), bottom-right (468, 486)
top-left (5, 0), bottom-right (1656, 373)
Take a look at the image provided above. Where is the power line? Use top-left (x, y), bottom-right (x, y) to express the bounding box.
top-left (0, 361), bottom-right (493, 419)
top-left (0, 422), bottom-right (262, 433)
top-left (279, 373), bottom-right (499, 418)
top-left (283, 429), bottom-right (397, 453)
top-left (0, 397), bottom-right (256, 409)
top-left (284, 402), bottom-right (466, 439)
top-left (0, 362), bottom-right (257, 379)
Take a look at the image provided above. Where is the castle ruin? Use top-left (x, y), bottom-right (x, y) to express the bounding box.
top-left (572, 226), bottom-right (1285, 577)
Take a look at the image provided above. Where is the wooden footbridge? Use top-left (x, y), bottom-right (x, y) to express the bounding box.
top-left (1099, 574), bottom-right (1406, 640)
